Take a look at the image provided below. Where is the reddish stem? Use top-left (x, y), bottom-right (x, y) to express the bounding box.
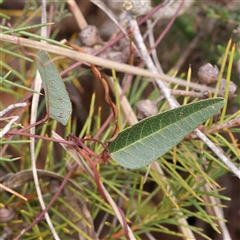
top-left (17, 114), bottom-right (49, 133)
top-left (68, 134), bottom-right (111, 164)
top-left (67, 134), bottom-right (104, 159)
top-left (6, 130), bottom-right (75, 146)
top-left (138, 0), bottom-right (170, 26)
top-left (81, 138), bottom-right (108, 149)
top-left (92, 74), bottom-right (134, 141)
top-left (65, 41), bottom-right (119, 143)
top-left (74, 145), bottom-right (129, 240)
top-left (76, 147), bottom-right (107, 201)
top-left (150, 0), bottom-right (185, 51)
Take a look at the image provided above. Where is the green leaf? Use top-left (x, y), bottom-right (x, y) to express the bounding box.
top-left (36, 51), bottom-right (72, 125)
top-left (109, 98), bottom-right (225, 169)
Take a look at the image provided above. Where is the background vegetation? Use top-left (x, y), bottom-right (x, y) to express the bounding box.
top-left (0, 1), bottom-right (239, 239)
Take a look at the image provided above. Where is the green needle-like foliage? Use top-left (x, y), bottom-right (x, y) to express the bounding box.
top-left (0, 1), bottom-right (239, 240)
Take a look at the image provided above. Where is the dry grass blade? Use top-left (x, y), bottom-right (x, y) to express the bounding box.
top-left (66, 0), bottom-right (87, 30)
top-left (26, 1), bottom-right (59, 239)
top-left (0, 183), bottom-right (27, 201)
top-left (0, 33), bottom-right (216, 93)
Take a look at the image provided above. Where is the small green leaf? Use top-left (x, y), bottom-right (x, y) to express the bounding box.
top-left (0, 12), bottom-right (10, 20)
top-left (0, 157), bottom-right (21, 162)
top-left (36, 51), bottom-right (72, 125)
top-left (109, 98), bottom-right (225, 169)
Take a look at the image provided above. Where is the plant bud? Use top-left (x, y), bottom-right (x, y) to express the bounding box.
top-left (218, 78), bottom-right (237, 100)
top-left (137, 100), bottom-right (158, 120)
top-left (0, 206), bottom-right (15, 222)
top-left (198, 63), bottom-right (219, 85)
top-left (78, 25), bottom-right (102, 47)
top-left (122, 0), bottom-right (152, 17)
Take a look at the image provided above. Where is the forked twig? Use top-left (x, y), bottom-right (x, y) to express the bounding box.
top-left (53, 132), bottom-right (134, 240)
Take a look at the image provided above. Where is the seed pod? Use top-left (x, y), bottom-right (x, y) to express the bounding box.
top-left (218, 78), bottom-right (237, 100)
top-left (50, 179), bottom-right (60, 194)
top-left (137, 99), bottom-right (158, 120)
top-left (78, 25), bottom-right (103, 47)
top-left (198, 63), bottom-right (219, 85)
top-left (0, 206), bottom-right (15, 222)
top-left (107, 52), bottom-right (124, 63)
top-left (122, 0), bottom-right (152, 17)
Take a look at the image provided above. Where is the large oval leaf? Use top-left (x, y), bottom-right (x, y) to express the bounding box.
top-left (109, 98), bottom-right (225, 169)
top-left (36, 51), bottom-right (72, 125)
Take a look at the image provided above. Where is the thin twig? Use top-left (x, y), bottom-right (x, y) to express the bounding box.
top-left (0, 116), bottom-right (19, 138)
top-left (207, 117), bottom-right (240, 134)
top-left (151, 0), bottom-right (185, 50)
top-left (129, 18), bottom-right (177, 109)
top-left (147, 19), bottom-right (163, 74)
top-left (195, 129), bottom-right (240, 178)
top-left (170, 89), bottom-right (208, 98)
top-left (0, 102), bottom-right (27, 117)
top-left (138, 0), bottom-right (170, 26)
